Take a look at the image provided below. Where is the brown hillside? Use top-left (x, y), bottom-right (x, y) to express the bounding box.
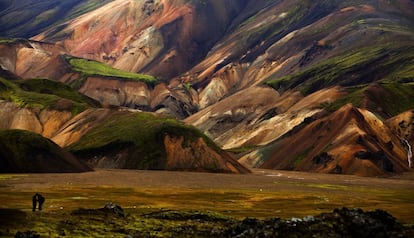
top-left (259, 104), bottom-right (410, 176)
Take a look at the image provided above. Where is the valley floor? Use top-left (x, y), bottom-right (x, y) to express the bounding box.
top-left (1, 169), bottom-right (413, 236)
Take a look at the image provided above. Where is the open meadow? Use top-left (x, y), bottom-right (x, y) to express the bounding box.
top-left (1, 169), bottom-right (413, 237)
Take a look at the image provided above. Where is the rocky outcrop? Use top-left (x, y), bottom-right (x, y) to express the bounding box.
top-left (222, 208), bottom-right (407, 238)
top-left (387, 110), bottom-right (414, 145)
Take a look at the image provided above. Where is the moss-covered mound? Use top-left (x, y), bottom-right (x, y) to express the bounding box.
top-left (0, 129), bottom-right (92, 173)
top-left (64, 55), bottom-right (157, 85)
top-left (68, 112), bottom-right (249, 173)
top-left (0, 77), bottom-right (96, 114)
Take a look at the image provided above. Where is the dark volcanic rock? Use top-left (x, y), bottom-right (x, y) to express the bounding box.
top-left (14, 231), bottom-right (40, 238)
top-left (72, 202), bottom-right (125, 217)
top-left (223, 208), bottom-right (407, 238)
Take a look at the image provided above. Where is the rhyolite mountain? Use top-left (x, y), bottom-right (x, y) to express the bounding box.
top-left (0, 0), bottom-right (413, 176)
top-left (0, 75), bottom-right (247, 173)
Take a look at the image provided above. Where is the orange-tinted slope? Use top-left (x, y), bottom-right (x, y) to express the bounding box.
top-left (259, 104), bottom-right (409, 176)
top-left (34, 0), bottom-right (249, 79)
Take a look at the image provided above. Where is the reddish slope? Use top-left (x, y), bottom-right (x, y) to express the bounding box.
top-left (258, 104), bottom-right (409, 176)
top-left (34, 0), bottom-right (249, 79)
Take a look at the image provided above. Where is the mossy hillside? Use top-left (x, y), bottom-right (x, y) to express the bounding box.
top-left (65, 55), bottom-right (157, 85)
top-left (17, 78), bottom-right (98, 106)
top-left (324, 82), bottom-right (414, 117)
top-left (0, 130), bottom-right (55, 172)
top-left (0, 77), bottom-right (93, 114)
top-left (0, 129), bottom-right (90, 173)
top-left (265, 45), bottom-right (414, 95)
top-left (68, 112), bottom-right (219, 169)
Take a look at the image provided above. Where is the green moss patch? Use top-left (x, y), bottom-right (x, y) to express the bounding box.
top-left (0, 37), bottom-right (17, 44)
top-left (65, 55), bottom-right (157, 85)
top-left (0, 77), bottom-right (94, 114)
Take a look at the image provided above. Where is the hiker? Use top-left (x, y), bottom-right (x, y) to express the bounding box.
top-left (32, 193), bottom-right (45, 211)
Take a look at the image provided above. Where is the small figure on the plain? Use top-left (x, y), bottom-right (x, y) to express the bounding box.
top-left (32, 195), bottom-right (36, 212)
top-left (32, 193), bottom-right (45, 212)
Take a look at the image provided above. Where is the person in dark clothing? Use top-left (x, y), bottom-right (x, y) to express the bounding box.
top-left (32, 193), bottom-right (45, 212)
top-left (32, 195), bottom-right (37, 212)
top-left (37, 194), bottom-right (45, 211)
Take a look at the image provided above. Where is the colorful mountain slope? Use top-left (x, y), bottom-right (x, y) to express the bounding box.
top-left (253, 104), bottom-right (409, 176)
top-left (0, 74), bottom-right (247, 173)
top-left (0, 0), bottom-right (413, 176)
top-left (67, 111), bottom-right (250, 173)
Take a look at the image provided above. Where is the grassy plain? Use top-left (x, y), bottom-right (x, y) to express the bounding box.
top-left (1, 169), bottom-right (413, 237)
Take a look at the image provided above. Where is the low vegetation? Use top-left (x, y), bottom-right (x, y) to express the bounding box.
top-left (0, 77), bottom-right (94, 114)
top-left (0, 37), bottom-right (17, 44)
top-left (65, 55), bottom-right (157, 85)
top-left (324, 82), bottom-right (414, 117)
top-left (1, 173), bottom-right (413, 237)
top-left (266, 44), bottom-right (414, 96)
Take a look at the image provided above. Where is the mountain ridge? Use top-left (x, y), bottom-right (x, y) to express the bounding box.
top-left (0, 0), bottom-right (413, 176)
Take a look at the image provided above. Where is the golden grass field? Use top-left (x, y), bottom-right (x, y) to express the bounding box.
top-left (1, 169), bottom-right (413, 236)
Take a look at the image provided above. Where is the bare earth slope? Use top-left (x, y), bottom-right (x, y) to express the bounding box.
top-left (257, 104), bottom-right (408, 176)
